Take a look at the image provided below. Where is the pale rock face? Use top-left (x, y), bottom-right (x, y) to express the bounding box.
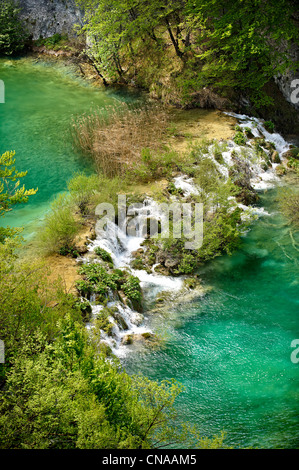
top-left (274, 40), bottom-right (299, 111)
top-left (15, 0), bottom-right (83, 39)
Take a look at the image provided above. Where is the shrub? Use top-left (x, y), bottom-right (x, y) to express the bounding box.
top-left (122, 275), bottom-right (142, 302)
top-left (264, 120), bottom-right (275, 133)
top-left (233, 131), bottom-right (246, 146)
top-left (37, 194), bottom-right (80, 254)
top-left (67, 172), bottom-right (100, 215)
top-left (35, 33), bottom-right (69, 50)
top-left (94, 246), bottom-right (113, 264)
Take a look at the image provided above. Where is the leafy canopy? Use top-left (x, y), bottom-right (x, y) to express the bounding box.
top-left (76, 0), bottom-right (299, 105)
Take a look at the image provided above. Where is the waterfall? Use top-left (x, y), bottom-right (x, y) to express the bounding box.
top-left (82, 198), bottom-right (183, 357)
top-left (80, 112), bottom-right (291, 357)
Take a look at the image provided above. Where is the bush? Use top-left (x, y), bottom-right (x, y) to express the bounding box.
top-left (37, 194), bottom-right (80, 254)
top-left (35, 33), bottom-right (68, 49)
top-left (122, 275), bottom-right (142, 302)
top-left (233, 131), bottom-right (247, 146)
top-left (68, 173), bottom-right (101, 215)
top-left (264, 120), bottom-right (275, 133)
top-left (94, 247), bottom-right (113, 264)
top-left (0, 0), bottom-right (30, 55)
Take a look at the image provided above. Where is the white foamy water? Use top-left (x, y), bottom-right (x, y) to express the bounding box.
top-left (225, 111), bottom-right (290, 157)
top-left (82, 198), bottom-right (184, 356)
top-left (81, 112), bottom-right (290, 356)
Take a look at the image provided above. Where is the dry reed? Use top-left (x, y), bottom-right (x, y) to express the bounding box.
top-left (71, 103), bottom-right (169, 177)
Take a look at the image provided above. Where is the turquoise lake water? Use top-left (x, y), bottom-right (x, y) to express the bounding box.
top-left (0, 57), bottom-right (298, 448)
top-left (0, 57), bottom-right (140, 237)
top-left (124, 188), bottom-right (299, 448)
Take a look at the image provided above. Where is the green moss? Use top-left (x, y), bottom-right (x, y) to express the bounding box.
top-left (94, 247), bottom-right (113, 264)
top-left (233, 131), bottom-right (247, 146)
top-left (122, 275), bottom-right (142, 302)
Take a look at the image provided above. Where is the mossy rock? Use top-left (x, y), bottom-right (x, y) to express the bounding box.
top-left (276, 165), bottom-right (287, 176)
top-left (271, 151), bottom-right (280, 164)
top-left (130, 258), bottom-right (146, 270)
top-left (121, 334), bottom-right (133, 345)
top-left (154, 264), bottom-right (170, 276)
top-left (111, 311), bottom-right (129, 331)
top-left (183, 277), bottom-right (201, 290)
top-left (282, 148), bottom-right (299, 160)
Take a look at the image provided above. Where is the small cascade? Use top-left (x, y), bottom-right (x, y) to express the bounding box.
top-left (82, 198), bottom-right (183, 356)
top-left (80, 112), bottom-right (291, 357)
top-left (224, 112), bottom-right (291, 190)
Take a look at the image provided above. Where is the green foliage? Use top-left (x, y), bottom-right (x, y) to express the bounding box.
top-left (77, 263), bottom-right (141, 304)
top-left (130, 257), bottom-right (146, 270)
top-left (0, 312), bottom-right (226, 448)
top-left (234, 131), bottom-right (247, 146)
top-left (0, 0), bottom-right (30, 55)
top-left (67, 172), bottom-right (100, 215)
top-left (59, 245), bottom-right (80, 258)
top-left (0, 244), bottom-right (82, 367)
top-left (130, 148), bottom-right (179, 183)
top-left (76, 0), bottom-right (299, 106)
top-left (94, 246), bottom-right (113, 264)
top-left (122, 275), bottom-right (142, 302)
top-left (77, 263), bottom-right (123, 301)
top-left (35, 33), bottom-right (69, 50)
top-left (186, 0), bottom-right (299, 106)
top-left (37, 194), bottom-right (80, 254)
top-left (287, 157), bottom-right (299, 172)
top-left (264, 120), bottom-right (275, 133)
top-left (0, 151), bottom-right (37, 242)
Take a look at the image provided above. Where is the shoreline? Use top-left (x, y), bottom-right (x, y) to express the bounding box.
top-left (4, 54), bottom-right (296, 357)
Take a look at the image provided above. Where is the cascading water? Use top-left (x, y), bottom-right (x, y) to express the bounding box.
top-left (82, 198), bottom-right (184, 356)
top-left (79, 113), bottom-right (292, 358)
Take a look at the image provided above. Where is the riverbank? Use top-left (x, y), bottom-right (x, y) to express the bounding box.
top-left (37, 107), bottom-right (295, 357)
top-left (25, 33), bottom-right (299, 137)
top-left (4, 54), bottom-right (296, 360)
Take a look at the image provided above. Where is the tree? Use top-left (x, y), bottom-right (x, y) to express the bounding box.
top-left (76, 0), bottom-right (299, 106)
top-left (75, 0), bottom-right (190, 80)
top-left (0, 151), bottom-right (37, 242)
top-left (185, 0), bottom-right (299, 105)
top-left (0, 0), bottom-right (30, 56)
top-left (0, 314), bottom-right (227, 449)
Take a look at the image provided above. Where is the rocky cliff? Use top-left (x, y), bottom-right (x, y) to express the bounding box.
top-left (15, 0), bottom-right (83, 39)
top-left (275, 40), bottom-right (299, 111)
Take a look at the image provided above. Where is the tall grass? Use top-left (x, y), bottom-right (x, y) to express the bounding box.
top-left (37, 194), bottom-right (80, 255)
top-left (71, 103), bottom-right (169, 177)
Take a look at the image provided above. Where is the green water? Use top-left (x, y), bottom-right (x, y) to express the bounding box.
top-left (1, 57), bottom-right (298, 449)
top-left (0, 57), bottom-right (140, 237)
top-left (125, 188), bottom-right (299, 449)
